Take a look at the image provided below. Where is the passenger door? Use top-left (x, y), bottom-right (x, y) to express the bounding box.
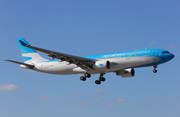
top-left (44, 62), bottom-right (49, 68)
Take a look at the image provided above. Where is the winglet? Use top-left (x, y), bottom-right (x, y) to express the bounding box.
top-left (19, 40), bottom-right (28, 46)
top-left (17, 38), bottom-right (36, 54)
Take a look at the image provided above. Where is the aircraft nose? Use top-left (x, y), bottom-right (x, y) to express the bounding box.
top-left (169, 54), bottom-right (175, 60)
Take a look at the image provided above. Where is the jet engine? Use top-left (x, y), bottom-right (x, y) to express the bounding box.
top-left (116, 68), bottom-right (135, 77)
top-left (93, 60), bottom-right (110, 71)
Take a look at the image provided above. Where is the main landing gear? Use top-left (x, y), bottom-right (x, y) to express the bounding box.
top-left (80, 73), bottom-right (91, 81)
top-left (95, 73), bottom-right (106, 85)
top-left (80, 73), bottom-right (106, 85)
top-left (153, 65), bottom-right (158, 73)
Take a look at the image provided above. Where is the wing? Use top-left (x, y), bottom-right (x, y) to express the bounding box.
top-left (19, 40), bottom-right (94, 70)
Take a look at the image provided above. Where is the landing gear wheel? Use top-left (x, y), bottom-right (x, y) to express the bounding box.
top-left (85, 73), bottom-right (91, 78)
top-left (80, 76), bottom-right (86, 81)
top-left (153, 69), bottom-right (157, 73)
top-left (99, 77), bottom-right (105, 82)
top-left (95, 80), bottom-right (101, 85)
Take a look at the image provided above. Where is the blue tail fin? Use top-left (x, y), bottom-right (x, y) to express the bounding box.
top-left (17, 38), bottom-right (37, 54)
top-left (17, 38), bottom-right (47, 63)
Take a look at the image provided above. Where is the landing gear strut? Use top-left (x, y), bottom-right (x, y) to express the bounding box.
top-left (95, 73), bottom-right (106, 85)
top-left (153, 65), bottom-right (158, 73)
top-left (80, 73), bottom-right (91, 81)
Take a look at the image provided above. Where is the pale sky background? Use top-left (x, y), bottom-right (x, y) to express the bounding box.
top-left (0, 0), bottom-right (180, 117)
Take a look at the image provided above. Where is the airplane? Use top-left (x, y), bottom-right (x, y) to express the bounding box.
top-left (5, 38), bottom-right (174, 85)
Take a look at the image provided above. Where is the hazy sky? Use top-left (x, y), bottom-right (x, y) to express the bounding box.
top-left (0, 0), bottom-right (180, 117)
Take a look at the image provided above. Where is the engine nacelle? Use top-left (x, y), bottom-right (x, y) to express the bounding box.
top-left (116, 68), bottom-right (135, 77)
top-left (93, 60), bottom-right (110, 71)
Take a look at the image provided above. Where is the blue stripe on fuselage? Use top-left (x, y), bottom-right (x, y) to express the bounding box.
top-left (39, 49), bottom-right (167, 63)
top-left (83, 49), bottom-right (159, 59)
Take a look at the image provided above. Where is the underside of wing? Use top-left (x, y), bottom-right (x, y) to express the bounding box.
top-left (19, 40), bottom-right (95, 70)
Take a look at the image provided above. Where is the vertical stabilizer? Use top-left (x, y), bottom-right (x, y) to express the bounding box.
top-left (17, 38), bottom-right (47, 63)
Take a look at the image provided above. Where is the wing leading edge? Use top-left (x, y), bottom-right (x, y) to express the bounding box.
top-left (19, 40), bottom-right (95, 70)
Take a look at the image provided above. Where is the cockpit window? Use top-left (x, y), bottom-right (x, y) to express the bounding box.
top-left (162, 51), bottom-right (169, 54)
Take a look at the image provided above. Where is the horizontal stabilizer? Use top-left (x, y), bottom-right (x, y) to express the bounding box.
top-left (5, 60), bottom-right (34, 68)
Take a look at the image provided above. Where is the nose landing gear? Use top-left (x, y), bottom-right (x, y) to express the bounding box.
top-left (153, 65), bottom-right (158, 73)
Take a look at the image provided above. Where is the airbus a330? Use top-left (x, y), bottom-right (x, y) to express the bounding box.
top-left (5, 38), bottom-right (174, 85)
